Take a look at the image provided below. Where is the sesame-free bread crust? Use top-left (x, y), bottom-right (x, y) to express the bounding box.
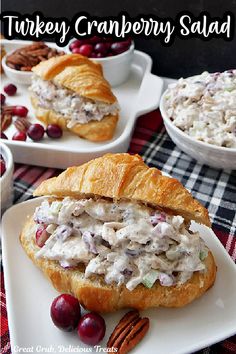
top-left (33, 153), bottom-right (211, 226)
top-left (31, 54), bottom-right (117, 104)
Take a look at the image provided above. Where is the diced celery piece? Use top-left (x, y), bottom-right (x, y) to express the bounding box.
top-left (225, 87), bottom-right (235, 92)
top-left (199, 249), bottom-right (208, 261)
top-left (142, 270), bottom-right (159, 288)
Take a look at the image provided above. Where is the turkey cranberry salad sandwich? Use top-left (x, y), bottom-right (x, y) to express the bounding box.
top-left (29, 54), bottom-right (119, 142)
top-left (20, 153), bottom-right (216, 312)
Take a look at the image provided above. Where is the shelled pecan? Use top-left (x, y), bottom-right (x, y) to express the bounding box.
top-left (6, 42), bottom-right (64, 71)
top-left (13, 117), bottom-right (31, 132)
top-left (107, 311), bottom-right (150, 354)
top-left (2, 106), bottom-right (15, 113)
top-left (1, 112), bottom-right (12, 131)
top-left (1, 105), bottom-right (12, 131)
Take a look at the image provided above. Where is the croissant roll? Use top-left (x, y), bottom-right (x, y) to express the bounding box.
top-left (30, 54), bottom-right (119, 141)
top-left (20, 154), bottom-right (216, 312)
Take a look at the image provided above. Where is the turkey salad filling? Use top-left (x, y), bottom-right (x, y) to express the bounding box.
top-left (165, 70), bottom-right (236, 148)
top-left (30, 76), bottom-right (119, 126)
top-left (34, 197), bottom-right (208, 291)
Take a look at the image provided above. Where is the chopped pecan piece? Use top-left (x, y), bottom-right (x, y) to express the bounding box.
top-left (107, 310), bottom-right (150, 354)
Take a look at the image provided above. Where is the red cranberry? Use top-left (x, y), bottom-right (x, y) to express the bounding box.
top-left (27, 123), bottom-right (45, 141)
top-left (104, 37), bottom-right (113, 42)
top-left (96, 53), bottom-right (104, 58)
top-left (51, 294), bottom-right (81, 332)
top-left (0, 160), bottom-right (6, 176)
top-left (94, 43), bottom-right (108, 55)
top-left (111, 41), bottom-right (130, 55)
top-left (4, 83), bottom-right (17, 96)
top-left (36, 226), bottom-right (49, 247)
top-left (105, 42), bottom-right (111, 50)
top-left (46, 124), bottom-right (63, 139)
top-left (1, 132), bottom-right (8, 139)
top-left (77, 44), bottom-right (93, 57)
top-left (78, 312), bottom-right (106, 346)
top-left (13, 105), bottom-right (28, 117)
top-left (69, 39), bottom-right (84, 51)
top-left (12, 131), bottom-right (27, 141)
top-left (89, 52), bottom-right (97, 58)
top-left (89, 36), bottom-right (101, 44)
top-left (69, 42), bottom-right (78, 51)
top-left (72, 47), bottom-right (82, 54)
top-left (1, 93), bottom-right (6, 105)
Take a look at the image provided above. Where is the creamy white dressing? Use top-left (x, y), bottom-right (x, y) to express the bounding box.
top-left (34, 197), bottom-right (208, 291)
top-left (30, 76), bottom-right (119, 126)
top-left (165, 70), bottom-right (236, 148)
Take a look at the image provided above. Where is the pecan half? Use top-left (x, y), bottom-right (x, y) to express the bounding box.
top-left (2, 106), bottom-right (15, 114)
top-left (1, 113), bottom-right (12, 131)
top-left (107, 311), bottom-right (150, 354)
top-left (107, 311), bottom-right (139, 347)
top-left (13, 117), bottom-right (31, 132)
top-left (118, 318), bottom-right (149, 354)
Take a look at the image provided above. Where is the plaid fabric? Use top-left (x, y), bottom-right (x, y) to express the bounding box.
top-left (1, 110), bottom-right (236, 354)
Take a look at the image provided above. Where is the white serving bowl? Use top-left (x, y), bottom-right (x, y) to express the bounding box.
top-left (0, 142), bottom-right (14, 215)
top-left (160, 89), bottom-right (236, 170)
top-left (94, 42), bottom-right (134, 86)
top-left (65, 41), bottom-right (135, 86)
top-left (2, 53), bottom-right (32, 85)
top-left (1, 41), bottom-right (63, 86)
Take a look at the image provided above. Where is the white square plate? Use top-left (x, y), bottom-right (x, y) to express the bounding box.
top-left (2, 198), bottom-right (236, 354)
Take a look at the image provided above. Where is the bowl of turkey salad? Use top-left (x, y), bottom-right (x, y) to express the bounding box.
top-left (160, 70), bottom-right (236, 169)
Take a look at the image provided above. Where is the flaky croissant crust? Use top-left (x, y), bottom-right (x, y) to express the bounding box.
top-left (34, 153), bottom-right (211, 226)
top-left (32, 54), bottom-right (117, 104)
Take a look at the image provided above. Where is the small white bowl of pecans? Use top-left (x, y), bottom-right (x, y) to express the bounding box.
top-left (2, 42), bottom-right (64, 85)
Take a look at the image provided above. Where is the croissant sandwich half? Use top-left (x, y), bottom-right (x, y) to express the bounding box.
top-left (30, 54), bottom-right (119, 141)
top-left (20, 153), bottom-right (216, 312)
